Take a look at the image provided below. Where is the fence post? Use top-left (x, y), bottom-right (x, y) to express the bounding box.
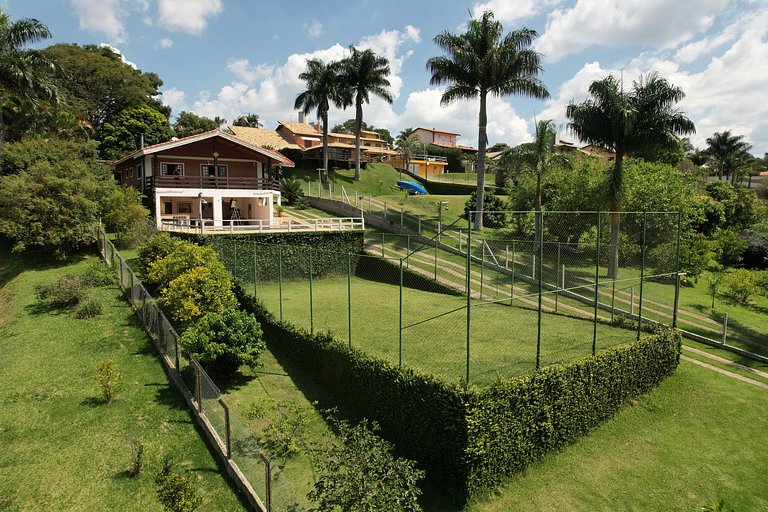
top-left (511, 241), bottom-right (516, 299)
top-left (536, 211), bottom-right (543, 370)
top-left (219, 398), bottom-right (231, 459)
top-left (480, 242), bottom-right (485, 299)
top-left (418, 216), bottom-right (422, 235)
top-left (174, 333), bottom-right (180, 371)
top-left (260, 452), bottom-right (272, 512)
top-left (505, 245), bottom-right (509, 270)
top-left (278, 246), bottom-right (283, 322)
top-left (194, 362), bottom-right (202, 413)
top-left (347, 252), bottom-right (352, 349)
top-left (637, 212), bottom-right (646, 341)
top-left (593, 212), bottom-right (601, 355)
top-left (308, 249), bottom-right (314, 334)
top-left (630, 286), bottom-right (635, 316)
top-left (406, 235), bottom-right (410, 269)
top-left (381, 232), bottom-right (385, 257)
top-left (434, 237), bottom-right (438, 280)
top-left (399, 258), bottom-right (403, 368)
top-left (129, 271), bottom-right (135, 307)
top-left (611, 281), bottom-right (616, 321)
top-left (400, 208), bottom-right (404, 227)
top-left (531, 254), bottom-right (536, 279)
top-left (722, 313), bottom-right (728, 345)
top-left (556, 242), bottom-right (561, 312)
top-left (465, 213), bottom-right (472, 385)
top-left (673, 211), bottom-right (682, 328)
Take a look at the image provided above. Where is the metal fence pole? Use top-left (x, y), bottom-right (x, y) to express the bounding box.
top-left (593, 212), bottom-right (601, 355)
top-left (434, 238), bottom-right (438, 280)
top-left (253, 242), bottom-right (258, 296)
top-left (278, 246), bottom-right (283, 322)
top-left (480, 242), bottom-right (485, 299)
top-left (400, 208), bottom-right (404, 227)
top-left (399, 258), bottom-right (403, 368)
top-left (348, 253), bottom-right (352, 349)
top-left (637, 212), bottom-right (646, 341)
top-left (174, 334), bottom-right (180, 371)
top-left (536, 211), bottom-right (543, 370)
top-left (556, 242), bottom-right (561, 312)
top-left (381, 232), bottom-right (385, 257)
top-left (511, 240), bottom-right (516, 299)
top-left (406, 235), bottom-right (410, 269)
top-left (219, 398), bottom-right (231, 459)
top-left (194, 362), bottom-right (202, 412)
top-left (673, 211), bottom-right (682, 328)
top-left (465, 213), bottom-right (472, 385)
top-left (308, 249), bottom-right (314, 334)
top-left (259, 452), bottom-right (272, 512)
top-left (722, 313), bottom-right (728, 345)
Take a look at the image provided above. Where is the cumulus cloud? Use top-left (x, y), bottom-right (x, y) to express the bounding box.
top-left (226, 59), bottom-right (275, 84)
top-left (157, 0), bottom-right (222, 34)
top-left (472, 0), bottom-right (564, 25)
top-left (156, 38), bottom-right (174, 49)
top-left (306, 21), bottom-right (323, 38)
top-left (536, 0), bottom-right (728, 61)
top-left (71, 0), bottom-right (126, 43)
top-left (160, 87), bottom-right (187, 114)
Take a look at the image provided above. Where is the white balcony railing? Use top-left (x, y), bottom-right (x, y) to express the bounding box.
top-left (160, 216), bottom-right (365, 234)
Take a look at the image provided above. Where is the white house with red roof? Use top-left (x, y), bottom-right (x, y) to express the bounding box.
top-left (113, 130), bottom-right (294, 230)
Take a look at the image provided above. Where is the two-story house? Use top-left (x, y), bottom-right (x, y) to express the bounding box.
top-left (113, 130), bottom-right (294, 230)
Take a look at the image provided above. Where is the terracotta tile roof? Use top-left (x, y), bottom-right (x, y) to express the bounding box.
top-left (415, 126), bottom-right (460, 136)
top-left (229, 126), bottom-right (301, 150)
top-left (278, 120), bottom-right (320, 136)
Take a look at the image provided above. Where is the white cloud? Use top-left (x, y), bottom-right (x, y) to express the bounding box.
top-left (156, 37), bottom-right (174, 49)
top-left (226, 59), bottom-right (275, 84)
top-left (157, 0), bottom-right (222, 34)
top-left (536, 0), bottom-right (728, 61)
top-left (160, 87), bottom-right (187, 115)
top-left (472, 0), bottom-right (563, 24)
top-left (71, 0), bottom-right (126, 43)
top-left (306, 21), bottom-right (323, 38)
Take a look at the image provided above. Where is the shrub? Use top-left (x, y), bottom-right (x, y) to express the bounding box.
top-left (280, 177), bottom-right (304, 205)
top-left (739, 229), bottom-right (768, 269)
top-left (80, 260), bottom-right (115, 287)
top-left (713, 229), bottom-right (748, 267)
top-left (102, 185), bottom-right (150, 246)
top-left (256, 399), bottom-right (311, 459)
top-left (35, 274), bottom-right (86, 309)
top-left (138, 231), bottom-right (182, 277)
top-left (94, 360), bottom-right (122, 404)
top-left (179, 308), bottom-right (264, 376)
top-left (155, 457), bottom-right (201, 512)
top-left (464, 190), bottom-right (507, 228)
top-left (721, 269), bottom-right (758, 303)
top-left (128, 434), bottom-right (145, 477)
top-left (309, 416), bottom-right (424, 512)
top-left (161, 266), bottom-right (237, 329)
top-left (74, 297), bottom-right (104, 319)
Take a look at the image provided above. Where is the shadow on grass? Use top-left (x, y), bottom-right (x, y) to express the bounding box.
top-left (80, 396), bottom-right (107, 407)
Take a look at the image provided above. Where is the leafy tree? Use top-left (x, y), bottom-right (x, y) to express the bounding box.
top-left (395, 134), bottom-right (424, 172)
top-left (102, 185), bottom-right (149, 245)
top-left (705, 130), bottom-right (752, 183)
top-left (721, 269), bottom-right (758, 303)
top-left (0, 138), bottom-right (112, 259)
top-left (427, 11), bottom-right (549, 230)
top-left (332, 118), bottom-right (374, 134)
top-left (464, 190), bottom-right (506, 228)
top-left (567, 72), bottom-right (695, 277)
top-left (179, 309), bottom-right (265, 376)
top-left (705, 180), bottom-right (766, 230)
top-left (147, 242), bottom-right (222, 289)
top-left (713, 229), bottom-right (748, 267)
top-left (295, 58), bottom-right (349, 173)
top-left (42, 43), bottom-right (168, 136)
top-left (155, 457), bottom-right (201, 512)
top-left (173, 111), bottom-right (222, 138)
top-left (340, 47), bottom-right (392, 181)
top-left (99, 105), bottom-right (174, 160)
top-left (0, 136), bottom-right (98, 175)
top-left (488, 142), bottom-right (510, 153)
top-left (138, 231), bottom-right (181, 276)
top-left (308, 416), bottom-right (424, 512)
top-left (231, 113), bottom-right (262, 127)
top-left (161, 265), bottom-right (237, 328)
top-left (374, 127), bottom-right (394, 146)
top-left (0, 10), bottom-right (58, 147)
top-left (704, 270), bottom-right (724, 309)
top-left (279, 177), bottom-right (304, 205)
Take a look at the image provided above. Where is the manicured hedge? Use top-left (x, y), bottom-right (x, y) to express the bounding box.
top-left (235, 283), bottom-right (681, 503)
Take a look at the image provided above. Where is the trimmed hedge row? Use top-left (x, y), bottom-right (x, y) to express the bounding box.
top-left (235, 284), bottom-right (681, 503)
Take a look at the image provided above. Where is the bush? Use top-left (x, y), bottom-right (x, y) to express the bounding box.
top-left (74, 297), bottom-right (104, 319)
top-left (94, 360), bottom-right (122, 404)
top-left (721, 269), bottom-right (759, 303)
top-left (155, 457), bottom-right (201, 512)
top-left (713, 229), bottom-right (748, 267)
top-left (35, 274), bottom-right (86, 309)
top-left (256, 399), bottom-right (311, 459)
top-left (102, 185), bottom-right (150, 246)
top-left (179, 308), bottom-right (264, 376)
top-left (740, 229), bottom-right (768, 269)
top-left (128, 434), bottom-right (145, 477)
top-left (309, 416), bottom-right (425, 512)
top-left (80, 260), bottom-right (115, 287)
top-left (464, 190), bottom-right (507, 228)
top-left (138, 231), bottom-right (182, 277)
top-left (161, 266), bottom-right (237, 329)
top-left (280, 177), bottom-right (304, 205)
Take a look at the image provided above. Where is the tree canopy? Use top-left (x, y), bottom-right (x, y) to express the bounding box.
top-left (173, 111), bottom-right (222, 138)
top-left (100, 105), bottom-right (174, 160)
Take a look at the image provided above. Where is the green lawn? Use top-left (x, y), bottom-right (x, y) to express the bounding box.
top-left (466, 361), bottom-right (768, 512)
top-left (0, 251), bottom-right (247, 511)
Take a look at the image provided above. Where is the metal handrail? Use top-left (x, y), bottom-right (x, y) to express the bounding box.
top-left (160, 216), bottom-right (365, 233)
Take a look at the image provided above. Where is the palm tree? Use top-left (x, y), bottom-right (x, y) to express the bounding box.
top-left (427, 11), bottom-right (549, 231)
top-left (705, 130), bottom-right (752, 184)
top-left (340, 47), bottom-right (392, 181)
top-left (395, 133), bottom-right (424, 176)
top-left (232, 113), bottom-right (262, 128)
top-left (295, 58), bottom-right (348, 175)
top-left (503, 119), bottom-right (569, 247)
top-left (0, 11), bottom-right (58, 147)
top-left (567, 72), bottom-right (695, 277)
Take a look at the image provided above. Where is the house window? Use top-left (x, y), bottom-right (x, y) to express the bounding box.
top-left (160, 163), bottom-right (184, 176)
top-left (201, 164), bottom-right (228, 177)
top-left (178, 202), bottom-right (192, 214)
top-left (164, 202), bottom-right (173, 215)
top-left (115, 173), bottom-right (122, 185)
top-left (127, 167), bottom-right (134, 178)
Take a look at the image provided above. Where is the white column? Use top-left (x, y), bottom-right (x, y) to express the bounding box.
top-left (155, 193), bottom-right (162, 228)
top-left (213, 196), bottom-right (223, 228)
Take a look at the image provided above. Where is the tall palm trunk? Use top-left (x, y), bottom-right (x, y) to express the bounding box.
top-left (354, 100), bottom-right (362, 181)
top-left (607, 153), bottom-right (624, 279)
top-left (321, 110), bottom-right (329, 174)
top-left (474, 92), bottom-right (487, 231)
top-left (534, 165), bottom-right (542, 252)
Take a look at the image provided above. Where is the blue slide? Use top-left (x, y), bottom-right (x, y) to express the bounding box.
top-left (397, 180), bottom-right (428, 195)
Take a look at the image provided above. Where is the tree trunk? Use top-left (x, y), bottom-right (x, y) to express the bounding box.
top-left (607, 152), bottom-right (624, 279)
top-left (473, 93), bottom-right (487, 231)
top-left (608, 213), bottom-right (621, 279)
top-left (534, 166), bottom-right (542, 252)
top-left (354, 100), bottom-right (362, 181)
top-left (321, 110), bottom-right (329, 175)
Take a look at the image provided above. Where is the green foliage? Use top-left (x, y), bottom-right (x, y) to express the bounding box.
top-left (154, 457), bottom-right (201, 512)
top-left (309, 415), bottom-right (425, 512)
top-left (173, 111), bottom-right (221, 138)
top-left (680, 234), bottom-right (716, 281)
top-left (721, 269), bottom-right (759, 303)
top-left (94, 360), bottom-right (122, 404)
top-left (81, 260), bottom-right (116, 286)
top-left (701, 498), bottom-right (736, 512)
top-left (102, 185), bottom-right (150, 245)
top-left (161, 265), bottom-right (237, 328)
top-left (231, 113), bottom-right (262, 127)
top-left (179, 309), bottom-right (264, 376)
top-left (35, 274), bottom-right (86, 309)
top-left (740, 229), bottom-right (768, 269)
top-left (256, 399), bottom-right (311, 459)
top-left (713, 229), bottom-right (748, 267)
top-left (74, 297), bottom-right (104, 319)
top-left (138, 231), bottom-right (181, 276)
top-left (0, 137), bottom-right (99, 176)
top-left (147, 242), bottom-right (221, 289)
top-left (705, 270), bottom-right (724, 309)
top-left (705, 180), bottom-right (766, 230)
top-left (128, 434), bottom-right (145, 477)
top-left (236, 286), bottom-right (681, 503)
top-left (332, 118), bottom-right (374, 134)
top-left (99, 105), bottom-right (174, 160)
top-left (689, 195), bottom-right (726, 236)
top-left (0, 138), bottom-right (113, 259)
top-left (280, 177), bottom-right (304, 205)
top-left (464, 190), bottom-right (506, 227)
top-left (426, 144), bottom-right (464, 173)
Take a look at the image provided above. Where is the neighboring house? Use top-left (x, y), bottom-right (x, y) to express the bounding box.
top-left (228, 125), bottom-right (301, 151)
top-left (276, 119), bottom-right (322, 149)
top-left (413, 127), bottom-right (459, 148)
top-left (555, 139), bottom-right (617, 162)
top-left (390, 153), bottom-right (448, 177)
top-left (113, 129), bottom-right (294, 229)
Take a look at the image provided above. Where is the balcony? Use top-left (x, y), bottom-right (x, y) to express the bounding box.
top-left (145, 175), bottom-right (280, 191)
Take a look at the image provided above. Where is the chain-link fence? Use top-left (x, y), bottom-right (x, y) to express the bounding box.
top-left (97, 230), bottom-right (274, 512)
top-left (211, 211), bottom-right (682, 386)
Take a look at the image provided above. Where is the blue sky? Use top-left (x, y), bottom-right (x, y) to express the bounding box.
top-left (7, 0), bottom-right (768, 154)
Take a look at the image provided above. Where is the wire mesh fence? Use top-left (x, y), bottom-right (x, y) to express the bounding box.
top-left (96, 230), bottom-right (273, 512)
top-left (211, 211), bottom-right (682, 386)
